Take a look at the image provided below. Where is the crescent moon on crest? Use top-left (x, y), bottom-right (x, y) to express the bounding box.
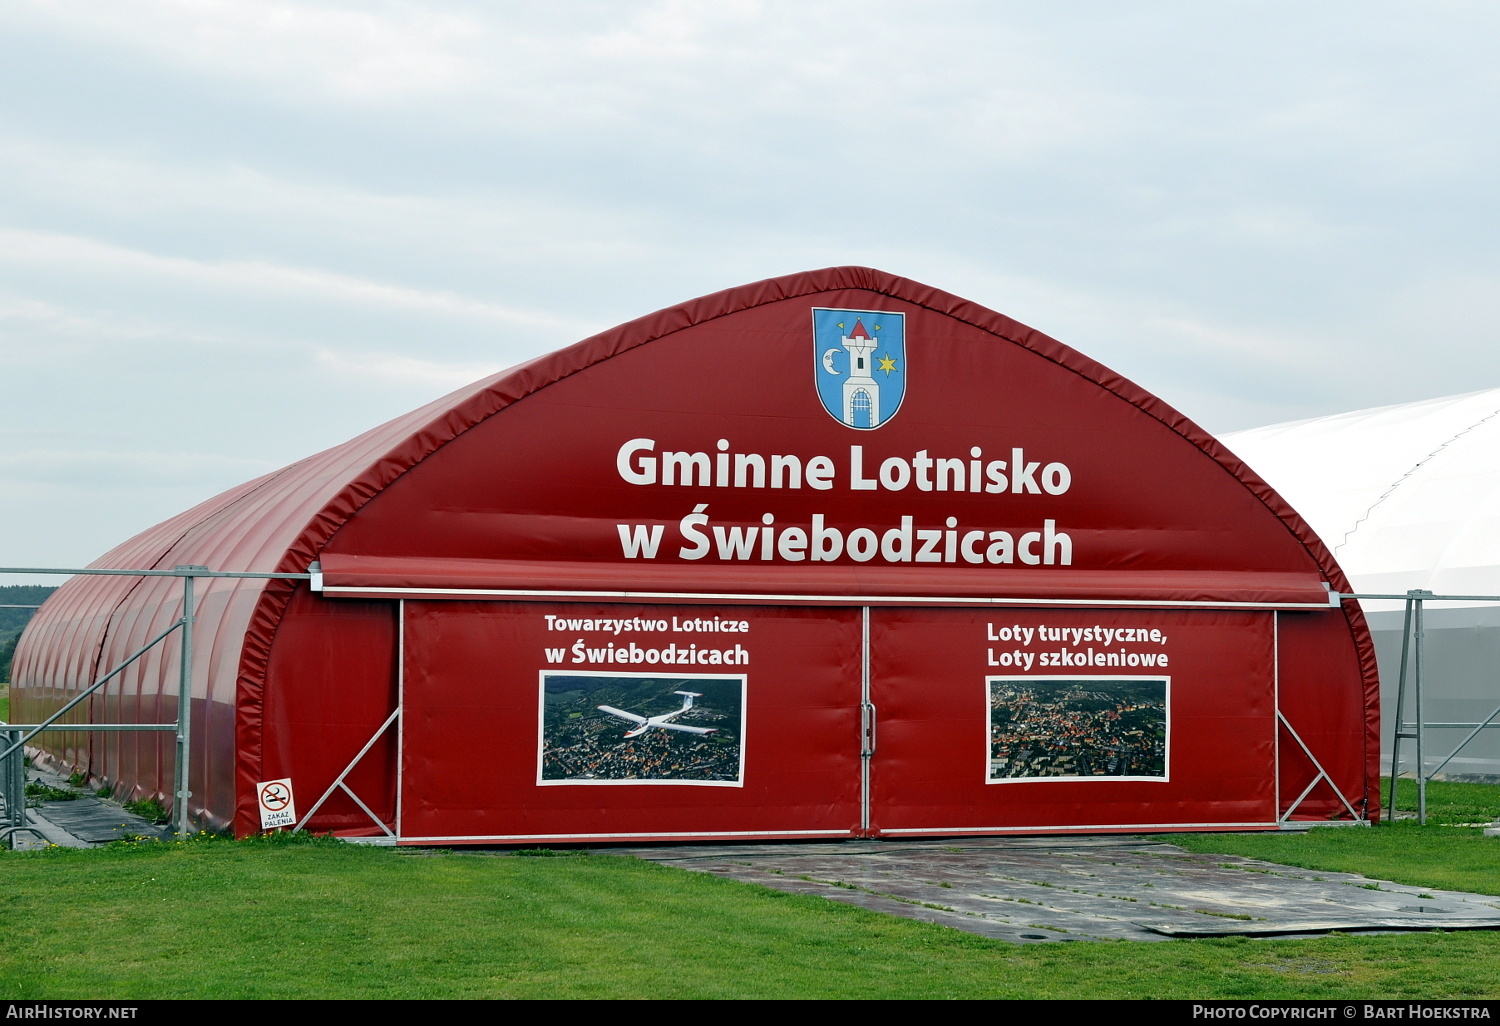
top-left (821, 348), bottom-right (842, 374)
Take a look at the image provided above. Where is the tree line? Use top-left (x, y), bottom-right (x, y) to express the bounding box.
top-left (1, 585), bottom-right (56, 684)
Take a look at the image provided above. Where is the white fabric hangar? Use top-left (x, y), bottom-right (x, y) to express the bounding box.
top-left (1223, 387), bottom-right (1500, 778)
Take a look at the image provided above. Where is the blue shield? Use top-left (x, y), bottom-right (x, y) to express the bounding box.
top-left (811, 308), bottom-right (906, 430)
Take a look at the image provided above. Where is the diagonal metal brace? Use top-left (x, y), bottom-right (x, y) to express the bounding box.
top-left (333, 782), bottom-right (395, 838)
top-left (0, 619), bottom-right (183, 763)
top-left (295, 708), bottom-right (400, 834)
top-left (1278, 711), bottom-right (1363, 822)
top-left (1426, 703), bottom-right (1500, 781)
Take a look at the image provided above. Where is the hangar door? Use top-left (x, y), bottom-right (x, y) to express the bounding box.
top-left (397, 600), bottom-right (863, 844)
top-left (393, 599), bottom-right (1283, 844)
top-left (867, 607), bottom-right (1278, 836)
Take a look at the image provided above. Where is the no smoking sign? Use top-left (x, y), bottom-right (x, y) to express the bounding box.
top-left (257, 778), bottom-right (297, 829)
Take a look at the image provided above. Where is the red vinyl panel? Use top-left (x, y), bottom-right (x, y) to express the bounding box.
top-left (1275, 610), bottom-right (1377, 821)
top-left (399, 601), bottom-right (862, 843)
top-left (868, 607), bottom-right (1279, 834)
top-left (260, 591), bottom-right (398, 835)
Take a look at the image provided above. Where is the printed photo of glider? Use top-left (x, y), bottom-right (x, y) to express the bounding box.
top-left (539, 673), bottom-right (745, 785)
top-left (597, 691), bottom-right (718, 737)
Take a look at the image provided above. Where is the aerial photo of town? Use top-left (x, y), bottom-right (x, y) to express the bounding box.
top-left (540, 673), bottom-right (745, 783)
top-left (988, 677), bottom-right (1167, 781)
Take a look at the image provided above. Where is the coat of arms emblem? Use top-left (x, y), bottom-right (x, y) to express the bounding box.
top-left (811, 308), bottom-right (906, 430)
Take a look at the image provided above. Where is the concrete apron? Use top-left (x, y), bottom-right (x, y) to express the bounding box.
top-left (604, 836), bottom-right (1500, 944)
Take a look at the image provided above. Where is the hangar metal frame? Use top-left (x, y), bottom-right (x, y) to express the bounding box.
top-left (0, 565), bottom-right (309, 845)
top-left (1363, 588), bottom-right (1500, 825)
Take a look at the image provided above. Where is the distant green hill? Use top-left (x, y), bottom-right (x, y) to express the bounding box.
top-left (1, 585), bottom-right (57, 684)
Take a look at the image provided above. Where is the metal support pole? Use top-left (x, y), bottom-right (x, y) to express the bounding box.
top-left (1414, 593), bottom-right (1427, 825)
top-left (0, 727), bottom-right (46, 850)
top-left (1389, 595), bottom-right (1414, 821)
top-left (173, 571), bottom-right (197, 837)
top-left (10, 728), bottom-right (22, 832)
top-left (3, 728), bottom-right (21, 833)
top-left (859, 605), bottom-right (872, 837)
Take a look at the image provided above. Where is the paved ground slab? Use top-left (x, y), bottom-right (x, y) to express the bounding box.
top-left (605, 836), bottom-right (1500, 944)
top-left (4, 770), bottom-right (175, 849)
top-left (27, 794), bottom-right (173, 845)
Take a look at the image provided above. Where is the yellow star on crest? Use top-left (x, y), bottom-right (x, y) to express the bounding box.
top-left (877, 353), bottom-right (898, 375)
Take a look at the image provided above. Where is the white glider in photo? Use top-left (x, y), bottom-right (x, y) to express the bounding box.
top-left (597, 691), bottom-right (719, 738)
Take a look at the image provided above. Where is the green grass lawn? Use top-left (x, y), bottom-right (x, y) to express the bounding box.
top-left (1175, 820), bottom-right (1500, 895)
top-left (1176, 779), bottom-right (1500, 895)
top-left (1383, 777), bottom-right (1500, 826)
top-left (2, 782), bottom-right (1499, 999)
top-left (2, 832), bottom-right (1500, 1000)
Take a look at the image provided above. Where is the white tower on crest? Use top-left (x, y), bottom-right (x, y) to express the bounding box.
top-left (841, 319), bottom-right (881, 428)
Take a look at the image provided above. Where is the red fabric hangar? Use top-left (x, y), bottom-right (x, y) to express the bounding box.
top-left (13, 267), bottom-right (1380, 841)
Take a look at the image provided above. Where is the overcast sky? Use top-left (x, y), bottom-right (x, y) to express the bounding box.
top-left (4, 1), bottom-right (1500, 578)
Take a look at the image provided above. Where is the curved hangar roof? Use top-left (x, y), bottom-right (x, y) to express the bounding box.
top-left (15, 266), bottom-right (1378, 834)
top-left (1222, 388), bottom-right (1500, 607)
